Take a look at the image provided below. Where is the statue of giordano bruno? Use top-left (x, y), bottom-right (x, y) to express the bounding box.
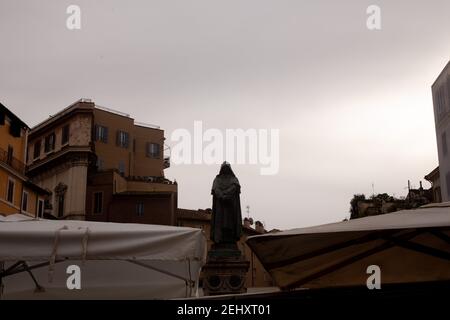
top-left (203, 162), bottom-right (249, 295)
top-left (210, 162), bottom-right (242, 245)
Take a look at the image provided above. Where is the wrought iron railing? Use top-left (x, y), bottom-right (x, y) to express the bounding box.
top-left (163, 144), bottom-right (171, 169)
top-left (0, 146), bottom-right (25, 174)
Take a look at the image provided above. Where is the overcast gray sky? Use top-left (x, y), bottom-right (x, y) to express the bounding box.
top-left (1, 0), bottom-right (450, 230)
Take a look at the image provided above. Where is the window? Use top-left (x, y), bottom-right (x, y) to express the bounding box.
top-left (116, 130), bottom-right (129, 148)
top-left (447, 172), bottom-right (450, 199)
top-left (33, 140), bottom-right (41, 159)
top-left (57, 194), bottom-right (65, 218)
top-left (44, 199), bottom-right (51, 216)
top-left (38, 199), bottom-right (44, 217)
top-left (9, 120), bottom-right (21, 137)
top-left (6, 178), bottom-right (14, 203)
top-left (7, 145), bottom-right (13, 165)
top-left (442, 132), bottom-right (448, 157)
top-left (136, 202), bottom-right (144, 216)
top-left (61, 124), bottom-right (70, 145)
top-left (96, 157), bottom-right (104, 170)
top-left (93, 192), bottom-right (103, 214)
top-left (95, 125), bottom-right (108, 143)
top-left (146, 143), bottom-right (160, 159)
top-left (22, 191), bottom-right (28, 212)
top-left (44, 133), bottom-right (55, 153)
top-left (118, 160), bottom-right (125, 176)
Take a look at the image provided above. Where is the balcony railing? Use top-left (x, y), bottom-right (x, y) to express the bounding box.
top-left (0, 146), bottom-right (25, 175)
top-left (164, 156), bottom-right (170, 169)
top-left (163, 145), bottom-right (170, 169)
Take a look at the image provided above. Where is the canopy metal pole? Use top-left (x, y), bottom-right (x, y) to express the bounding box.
top-left (383, 233), bottom-right (450, 261)
top-left (0, 260), bottom-right (64, 278)
top-left (0, 261), bottom-right (46, 294)
top-left (429, 229), bottom-right (450, 245)
top-left (263, 228), bottom-right (405, 270)
top-left (284, 229), bottom-right (424, 290)
top-left (126, 260), bottom-right (195, 287)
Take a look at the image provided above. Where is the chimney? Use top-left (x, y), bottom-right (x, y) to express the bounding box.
top-left (419, 181), bottom-right (423, 190)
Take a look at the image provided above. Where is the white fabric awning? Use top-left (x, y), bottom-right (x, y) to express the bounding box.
top-left (246, 204), bottom-right (450, 290)
top-left (0, 214), bottom-right (207, 299)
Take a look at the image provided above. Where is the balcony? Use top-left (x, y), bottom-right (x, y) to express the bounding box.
top-left (0, 146), bottom-right (25, 175)
top-left (163, 145), bottom-right (170, 169)
top-left (164, 156), bottom-right (170, 169)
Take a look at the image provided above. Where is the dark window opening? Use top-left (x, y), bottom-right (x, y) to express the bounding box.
top-left (57, 194), bottom-right (65, 218)
top-left (7, 145), bottom-right (13, 165)
top-left (38, 199), bottom-right (44, 217)
top-left (62, 124), bottom-right (70, 145)
top-left (118, 161), bottom-right (126, 176)
top-left (22, 192), bottom-right (28, 212)
top-left (7, 179), bottom-right (14, 203)
top-left (10, 121), bottom-right (21, 137)
top-left (93, 192), bottom-right (103, 214)
top-left (136, 202), bottom-right (144, 216)
top-left (44, 133), bottom-right (56, 153)
top-left (33, 140), bottom-right (41, 160)
top-left (96, 157), bottom-right (104, 170)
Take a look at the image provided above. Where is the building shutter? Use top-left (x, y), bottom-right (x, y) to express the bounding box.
top-left (124, 133), bottom-right (128, 148)
top-left (104, 127), bottom-right (109, 143)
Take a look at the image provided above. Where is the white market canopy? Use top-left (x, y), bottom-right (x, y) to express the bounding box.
top-left (0, 214), bottom-right (207, 299)
top-left (246, 203), bottom-right (450, 290)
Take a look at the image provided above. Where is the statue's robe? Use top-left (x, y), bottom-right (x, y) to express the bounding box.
top-left (210, 173), bottom-right (242, 244)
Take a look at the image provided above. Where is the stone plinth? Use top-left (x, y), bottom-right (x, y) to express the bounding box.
top-left (202, 243), bottom-right (249, 296)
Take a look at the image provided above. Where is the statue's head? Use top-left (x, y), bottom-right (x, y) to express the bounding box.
top-left (219, 161), bottom-right (234, 175)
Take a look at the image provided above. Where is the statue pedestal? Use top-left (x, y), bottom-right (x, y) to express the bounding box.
top-left (202, 243), bottom-right (250, 296)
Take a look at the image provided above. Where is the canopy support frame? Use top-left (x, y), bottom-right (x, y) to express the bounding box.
top-left (0, 259), bottom-right (197, 298)
top-left (283, 229), bottom-right (424, 290)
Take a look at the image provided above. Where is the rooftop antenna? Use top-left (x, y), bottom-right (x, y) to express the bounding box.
top-left (246, 205), bottom-right (250, 218)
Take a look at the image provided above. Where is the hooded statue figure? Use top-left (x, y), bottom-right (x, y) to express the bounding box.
top-left (210, 162), bottom-right (242, 244)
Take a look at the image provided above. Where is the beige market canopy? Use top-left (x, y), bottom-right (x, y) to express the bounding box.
top-left (246, 203), bottom-right (450, 290)
top-left (0, 214), bottom-right (206, 299)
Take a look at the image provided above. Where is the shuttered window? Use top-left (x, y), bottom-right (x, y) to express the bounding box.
top-left (95, 125), bottom-right (109, 143)
top-left (146, 143), bottom-right (160, 159)
top-left (116, 130), bottom-right (129, 148)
